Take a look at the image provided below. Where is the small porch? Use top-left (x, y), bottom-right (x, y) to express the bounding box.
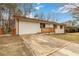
top-left (40, 23), bottom-right (65, 34)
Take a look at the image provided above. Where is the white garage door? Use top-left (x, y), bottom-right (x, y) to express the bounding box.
top-left (19, 21), bottom-right (41, 34)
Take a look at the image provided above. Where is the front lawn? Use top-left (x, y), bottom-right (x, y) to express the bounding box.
top-left (47, 33), bottom-right (79, 44)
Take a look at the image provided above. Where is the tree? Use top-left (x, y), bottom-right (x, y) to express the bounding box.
top-left (46, 11), bottom-right (52, 21)
top-left (38, 12), bottom-right (45, 20)
top-left (22, 3), bottom-right (35, 16)
top-left (71, 7), bottom-right (79, 26)
top-left (46, 10), bottom-right (57, 22)
top-left (34, 12), bottom-right (45, 20)
top-left (15, 9), bottom-right (23, 16)
top-left (34, 13), bottom-right (39, 18)
top-left (65, 3), bottom-right (79, 26)
top-left (0, 3), bottom-right (18, 33)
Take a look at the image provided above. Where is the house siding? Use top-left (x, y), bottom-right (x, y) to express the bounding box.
top-left (45, 24), bottom-right (54, 28)
top-left (55, 25), bottom-right (64, 33)
top-left (41, 24), bottom-right (55, 33)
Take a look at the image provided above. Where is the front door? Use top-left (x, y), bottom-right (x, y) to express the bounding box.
top-left (53, 24), bottom-right (57, 33)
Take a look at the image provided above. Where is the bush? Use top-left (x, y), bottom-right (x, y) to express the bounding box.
top-left (65, 27), bottom-right (79, 33)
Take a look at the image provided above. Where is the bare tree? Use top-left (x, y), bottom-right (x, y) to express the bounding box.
top-left (34, 13), bottom-right (39, 18)
top-left (22, 3), bottom-right (35, 17)
top-left (46, 11), bottom-right (52, 21)
top-left (64, 3), bottom-right (79, 26)
top-left (34, 12), bottom-right (45, 20)
top-left (46, 10), bottom-right (57, 22)
top-left (0, 3), bottom-right (18, 33)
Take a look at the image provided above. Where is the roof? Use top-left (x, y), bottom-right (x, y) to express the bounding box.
top-left (13, 15), bottom-right (65, 26)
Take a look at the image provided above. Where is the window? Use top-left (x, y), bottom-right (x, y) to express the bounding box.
top-left (60, 25), bottom-right (63, 29)
top-left (40, 23), bottom-right (45, 28)
top-left (0, 20), bottom-right (2, 27)
top-left (53, 24), bottom-right (57, 29)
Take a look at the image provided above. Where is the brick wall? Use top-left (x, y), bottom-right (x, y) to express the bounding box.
top-left (41, 27), bottom-right (55, 33)
top-left (0, 28), bottom-right (3, 35)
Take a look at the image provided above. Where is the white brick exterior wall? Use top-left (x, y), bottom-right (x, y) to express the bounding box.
top-left (15, 20), bottom-right (65, 35)
top-left (55, 25), bottom-right (64, 33)
top-left (45, 24), bottom-right (54, 28)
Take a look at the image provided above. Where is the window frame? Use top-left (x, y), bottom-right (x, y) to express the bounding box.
top-left (40, 23), bottom-right (45, 28)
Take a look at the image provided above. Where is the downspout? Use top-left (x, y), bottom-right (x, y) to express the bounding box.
top-left (17, 18), bottom-right (19, 36)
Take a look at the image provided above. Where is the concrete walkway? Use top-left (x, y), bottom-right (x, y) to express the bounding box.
top-left (21, 34), bottom-right (79, 56)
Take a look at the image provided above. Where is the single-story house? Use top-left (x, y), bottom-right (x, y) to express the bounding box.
top-left (0, 15), bottom-right (65, 35)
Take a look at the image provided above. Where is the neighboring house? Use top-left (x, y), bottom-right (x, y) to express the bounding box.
top-left (0, 15), bottom-right (65, 35)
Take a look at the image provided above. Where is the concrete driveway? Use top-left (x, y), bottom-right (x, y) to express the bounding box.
top-left (0, 34), bottom-right (79, 56)
top-left (21, 34), bottom-right (79, 56)
top-left (0, 36), bottom-right (32, 56)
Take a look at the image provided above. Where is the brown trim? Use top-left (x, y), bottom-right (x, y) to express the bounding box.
top-left (54, 27), bottom-right (55, 34)
top-left (13, 15), bottom-right (65, 26)
top-left (11, 19), bottom-right (16, 36)
top-left (0, 28), bottom-right (3, 35)
top-left (53, 24), bottom-right (57, 34)
top-left (14, 18), bottom-right (19, 36)
top-left (11, 28), bottom-right (16, 36)
top-left (17, 18), bottom-right (19, 36)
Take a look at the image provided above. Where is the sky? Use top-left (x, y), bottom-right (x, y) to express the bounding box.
top-left (32, 3), bottom-right (73, 23)
top-left (17, 3), bottom-right (76, 23)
